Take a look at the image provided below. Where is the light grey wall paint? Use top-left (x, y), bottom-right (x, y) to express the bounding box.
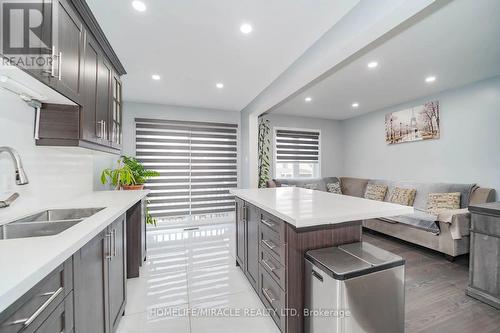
top-left (238, 1), bottom-right (436, 188)
top-left (264, 113), bottom-right (344, 178)
top-left (341, 76), bottom-right (500, 199)
top-left (122, 102), bottom-right (242, 186)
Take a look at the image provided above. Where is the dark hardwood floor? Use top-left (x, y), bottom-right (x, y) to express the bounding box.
top-left (362, 230), bottom-right (500, 333)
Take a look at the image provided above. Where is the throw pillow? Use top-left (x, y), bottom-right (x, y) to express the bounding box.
top-left (364, 184), bottom-right (388, 201)
top-left (302, 183), bottom-right (319, 190)
top-left (389, 187), bottom-right (417, 206)
top-left (326, 182), bottom-right (342, 194)
top-left (427, 192), bottom-right (461, 214)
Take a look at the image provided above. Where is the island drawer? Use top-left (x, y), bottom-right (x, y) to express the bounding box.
top-left (260, 212), bottom-right (285, 241)
top-left (259, 266), bottom-right (286, 332)
top-left (259, 246), bottom-right (286, 291)
top-left (259, 225), bottom-right (286, 265)
top-left (0, 259), bottom-right (73, 333)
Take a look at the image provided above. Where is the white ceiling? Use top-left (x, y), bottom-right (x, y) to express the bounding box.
top-left (270, 0), bottom-right (500, 120)
top-left (86, 0), bottom-right (359, 111)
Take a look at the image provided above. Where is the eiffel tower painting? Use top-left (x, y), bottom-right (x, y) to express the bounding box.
top-left (385, 101), bottom-right (440, 144)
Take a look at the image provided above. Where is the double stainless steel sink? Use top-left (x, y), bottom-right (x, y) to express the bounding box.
top-left (0, 208), bottom-right (104, 240)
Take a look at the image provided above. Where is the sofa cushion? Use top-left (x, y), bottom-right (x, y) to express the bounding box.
top-left (364, 184), bottom-right (388, 201)
top-left (272, 177), bottom-right (340, 192)
top-left (389, 187), bottom-right (417, 206)
top-left (340, 177), bottom-right (369, 197)
top-left (302, 183), bottom-right (319, 190)
top-left (326, 182), bottom-right (342, 194)
top-left (427, 192), bottom-right (461, 214)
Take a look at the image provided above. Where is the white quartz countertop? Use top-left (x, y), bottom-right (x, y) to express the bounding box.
top-left (0, 190), bottom-right (149, 314)
top-left (231, 188), bottom-right (414, 228)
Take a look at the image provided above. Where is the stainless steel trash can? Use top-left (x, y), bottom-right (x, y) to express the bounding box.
top-left (304, 242), bottom-right (405, 333)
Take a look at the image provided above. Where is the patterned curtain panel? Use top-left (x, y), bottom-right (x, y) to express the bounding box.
top-left (135, 118), bottom-right (238, 219)
top-left (258, 117), bottom-right (271, 188)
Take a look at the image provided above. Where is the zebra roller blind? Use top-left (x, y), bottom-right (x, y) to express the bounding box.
top-left (135, 118), bottom-right (238, 218)
top-left (275, 129), bottom-right (320, 162)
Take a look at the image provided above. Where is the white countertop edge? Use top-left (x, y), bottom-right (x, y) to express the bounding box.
top-left (231, 188), bottom-right (414, 228)
top-left (0, 190), bottom-right (149, 314)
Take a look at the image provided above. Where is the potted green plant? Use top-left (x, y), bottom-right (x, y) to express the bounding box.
top-left (101, 156), bottom-right (160, 190)
top-left (122, 156), bottom-right (160, 189)
top-left (101, 157), bottom-right (160, 226)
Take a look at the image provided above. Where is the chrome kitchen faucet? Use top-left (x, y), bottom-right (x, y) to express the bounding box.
top-left (0, 147), bottom-right (28, 208)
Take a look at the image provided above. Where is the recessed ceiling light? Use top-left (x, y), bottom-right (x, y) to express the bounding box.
top-left (151, 74), bottom-right (160, 80)
top-left (351, 103), bottom-right (359, 108)
top-left (425, 76), bottom-right (436, 83)
top-left (132, 1), bottom-right (146, 12)
top-left (367, 61), bottom-right (378, 69)
top-left (305, 97), bottom-right (312, 103)
top-left (240, 23), bottom-right (253, 34)
top-left (216, 83), bottom-right (224, 89)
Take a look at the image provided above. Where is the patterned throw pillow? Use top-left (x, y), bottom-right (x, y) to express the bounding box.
top-left (427, 192), bottom-right (461, 214)
top-left (327, 182), bottom-right (342, 194)
top-left (389, 187), bottom-right (417, 206)
top-left (364, 184), bottom-right (388, 201)
top-left (302, 183), bottom-right (319, 190)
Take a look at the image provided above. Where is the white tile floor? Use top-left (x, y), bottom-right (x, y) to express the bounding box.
top-left (116, 221), bottom-right (280, 333)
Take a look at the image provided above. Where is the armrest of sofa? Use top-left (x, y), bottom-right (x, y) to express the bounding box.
top-left (437, 209), bottom-right (471, 240)
top-left (469, 187), bottom-right (496, 205)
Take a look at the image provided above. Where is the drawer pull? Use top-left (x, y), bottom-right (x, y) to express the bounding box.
top-left (262, 288), bottom-right (276, 304)
top-left (261, 218), bottom-right (276, 229)
top-left (262, 259), bottom-right (277, 272)
top-left (262, 239), bottom-right (277, 250)
top-left (8, 286), bottom-right (64, 327)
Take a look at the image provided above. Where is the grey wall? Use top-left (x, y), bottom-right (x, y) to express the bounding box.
top-left (264, 113), bottom-right (344, 178)
top-left (341, 76), bottom-right (500, 199)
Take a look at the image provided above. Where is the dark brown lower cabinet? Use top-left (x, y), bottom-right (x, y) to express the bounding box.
top-left (245, 204), bottom-right (260, 290)
top-left (74, 214), bottom-right (126, 333)
top-left (0, 214), bottom-right (129, 333)
top-left (0, 259), bottom-right (73, 333)
top-left (126, 200), bottom-right (147, 278)
top-left (234, 197), bottom-right (362, 333)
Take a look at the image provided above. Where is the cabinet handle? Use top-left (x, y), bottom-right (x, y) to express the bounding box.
top-left (58, 51), bottom-right (62, 80)
top-left (262, 288), bottom-right (276, 304)
top-left (112, 229), bottom-right (117, 257)
top-left (7, 287), bottom-right (63, 327)
top-left (105, 232), bottom-right (112, 260)
top-left (261, 218), bottom-right (276, 229)
top-left (50, 46), bottom-right (56, 77)
top-left (96, 121), bottom-right (104, 138)
top-left (262, 259), bottom-right (277, 272)
top-left (242, 206), bottom-right (247, 221)
top-left (262, 239), bottom-right (277, 250)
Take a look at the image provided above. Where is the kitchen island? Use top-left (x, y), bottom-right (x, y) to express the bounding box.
top-left (230, 187), bottom-right (413, 333)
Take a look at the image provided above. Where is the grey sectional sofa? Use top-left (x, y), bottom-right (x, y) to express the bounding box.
top-left (267, 177), bottom-right (496, 260)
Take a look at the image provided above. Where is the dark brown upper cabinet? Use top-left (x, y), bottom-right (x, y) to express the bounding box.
top-left (51, 0), bottom-right (85, 104)
top-left (33, 0), bottom-right (126, 154)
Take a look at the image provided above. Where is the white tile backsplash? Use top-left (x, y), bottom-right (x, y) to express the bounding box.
top-left (0, 89), bottom-right (116, 206)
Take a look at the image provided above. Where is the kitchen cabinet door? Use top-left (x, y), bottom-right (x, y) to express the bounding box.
top-left (96, 56), bottom-right (112, 145)
top-left (73, 229), bottom-right (109, 333)
top-left (51, 0), bottom-right (84, 104)
top-left (235, 198), bottom-right (246, 268)
top-left (81, 33), bottom-right (100, 144)
top-left (108, 216), bottom-right (127, 332)
top-left (246, 204), bottom-right (260, 290)
top-left (109, 72), bottom-right (123, 149)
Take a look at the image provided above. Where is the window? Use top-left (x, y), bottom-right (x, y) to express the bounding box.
top-left (274, 128), bottom-right (320, 179)
top-left (135, 118), bottom-right (238, 221)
